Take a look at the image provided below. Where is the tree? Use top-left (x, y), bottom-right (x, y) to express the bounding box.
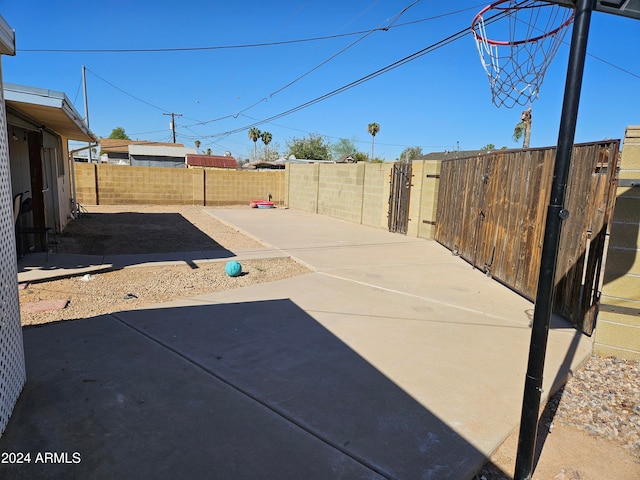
top-left (261, 131), bottom-right (273, 161)
top-left (332, 137), bottom-right (357, 159)
top-left (513, 108), bottom-right (532, 148)
top-left (286, 133), bottom-right (332, 161)
top-left (206, 148), bottom-right (212, 155)
top-left (108, 127), bottom-right (130, 140)
top-left (398, 146), bottom-right (423, 163)
top-left (352, 152), bottom-right (368, 163)
top-left (367, 122), bottom-right (380, 161)
top-left (481, 143), bottom-right (496, 151)
top-left (195, 140), bottom-right (201, 153)
top-left (248, 127), bottom-right (261, 161)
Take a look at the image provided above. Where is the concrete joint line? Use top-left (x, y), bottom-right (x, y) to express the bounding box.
top-left (110, 313), bottom-right (394, 480)
top-left (317, 272), bottom-right (530, 327)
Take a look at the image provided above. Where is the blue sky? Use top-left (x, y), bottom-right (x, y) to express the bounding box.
top-left (2, 1), bottom-right (638, 161)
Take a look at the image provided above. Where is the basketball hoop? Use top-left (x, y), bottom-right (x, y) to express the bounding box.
top-left (472, 0), bottom-right (574, 108)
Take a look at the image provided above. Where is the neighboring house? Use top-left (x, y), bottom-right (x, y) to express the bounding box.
top-left (128, 144), bottom-right (197, 168)
top-left (415, 150), bottom-right (485, 161)
top-left (5, 83), bottom-right (97, 251)
top-left (336, 154), bottom-right (356, 163)
top-left (99, 138), bottom-right (186, 165)
top-left (186, 154), bottom-right (237, 169)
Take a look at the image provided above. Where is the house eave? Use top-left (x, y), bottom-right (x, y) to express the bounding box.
top-left (0, 16), bottom-right (15, 56)
top-left (4, 83), bottom-right (97, 142)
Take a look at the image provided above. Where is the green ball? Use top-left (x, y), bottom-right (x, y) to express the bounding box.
top-left (225, 261), bottom-right (242, 277)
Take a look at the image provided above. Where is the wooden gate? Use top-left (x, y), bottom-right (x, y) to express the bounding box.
top-left (435, 141), bottom-right (619, 334)
top-left (388, 162), bottom-right (412, 234)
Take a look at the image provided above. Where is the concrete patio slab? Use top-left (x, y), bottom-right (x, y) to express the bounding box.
top-left (0, 316), bottom-right (385, 480)
top-left (3, 207), bottom-right (594, 479)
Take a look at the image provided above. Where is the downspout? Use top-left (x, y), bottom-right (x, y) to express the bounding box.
top-left (68, 143), bottom-right (98, 217)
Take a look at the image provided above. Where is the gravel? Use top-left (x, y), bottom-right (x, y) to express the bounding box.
top-left (549, 354), bottom-right (640, 459)
top-left (19, 257), bottom-right (311, 326)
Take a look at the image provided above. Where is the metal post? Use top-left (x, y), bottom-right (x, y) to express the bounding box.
top-left (514, 1), bottom-right (595, 479)
top-left (82, 66), bottom-right (91, 163)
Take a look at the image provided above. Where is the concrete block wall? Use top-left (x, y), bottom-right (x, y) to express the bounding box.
top-left (361, 162), bottom-right (390, 229)
top-left (317, 163), bottom-right (365, 224)
top-left (286, 162), bottom-right (394, 229)
top-left (595, 126), bottom-right (640, 359)
top-left (416, 160), bottom-right (441, 239)
top-left (205, 170), bottom-right (284, 206)
top-left (75, 163), bottom-right (98, 205)
top-left (286, 164), bottom-right (320, 213)
top-left (74, 163), bottom-right (285, 206)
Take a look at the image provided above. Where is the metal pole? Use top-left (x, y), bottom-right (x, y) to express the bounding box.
top-left (82, 66), bottom-right (91, 163)
top-left (514, 1), bottom-right (595, 478)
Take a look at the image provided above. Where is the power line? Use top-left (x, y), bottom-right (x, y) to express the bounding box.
top-left (17, 5), bottom-right (485, 53)
top-left (209, 20), bottom-right (485, 138)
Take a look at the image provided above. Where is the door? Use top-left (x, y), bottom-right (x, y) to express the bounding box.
top-left (388, 162), bottom-right (412, 234)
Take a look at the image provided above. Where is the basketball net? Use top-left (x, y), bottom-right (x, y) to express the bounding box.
top-left (472, 0), bottom-right (574, 108)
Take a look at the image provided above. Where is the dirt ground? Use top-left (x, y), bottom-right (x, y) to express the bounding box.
top-left (18, 205), bottom-right (640, 479)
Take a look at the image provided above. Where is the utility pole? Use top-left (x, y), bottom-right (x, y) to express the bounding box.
top-left (163, 112), bottom-right (182, 143)
top-left (82, 66), bottom-right (91, 162)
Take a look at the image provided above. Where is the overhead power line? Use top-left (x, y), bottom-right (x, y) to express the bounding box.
top-left (17, 5), bottom-right (485, 53)
top-left (208, 17), bottom-right (492, 138)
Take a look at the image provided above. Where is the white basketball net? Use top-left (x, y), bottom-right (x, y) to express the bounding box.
top-left (472, 1), bottom-right (574, 108)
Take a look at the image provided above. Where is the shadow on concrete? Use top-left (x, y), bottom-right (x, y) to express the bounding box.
top-left (58, 212), bottom-right (231, 255)
top-left (475, 320), bottom-right (586, 479)
top-left (1, 299), bottom-right (487, 479)
top-left (16, 211), bottom-right (237, 282)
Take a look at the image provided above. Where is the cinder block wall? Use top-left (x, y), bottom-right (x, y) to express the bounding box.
top-left (317, 163), bottom-right (365, 224)
top-left (362, 162), bottom-right (390, 229)
top-left (416, 160), bottom-right (441, 239)
top-left (286, 162), bottom-right (394, 229)
top-left (595, 126), bottom-right (640, 359)
top-left (74, 163), bottom-right (284, 206)
top-left (205, 170), bottom-right (284, 206)
top-left (285, 161), bottom-right (440, 236)
top-left (286, 164), bottom-right (320, 213)
top-left (74, 163), bottom-right (98, 205)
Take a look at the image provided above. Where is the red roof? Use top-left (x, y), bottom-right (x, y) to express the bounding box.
top-left (186, 154), bottom-right (237, 169)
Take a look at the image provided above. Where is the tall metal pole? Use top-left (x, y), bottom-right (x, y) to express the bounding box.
top-left (82, 66), bottom-right (91, 162)
top-left (514, 1), bottom-right (595, 478)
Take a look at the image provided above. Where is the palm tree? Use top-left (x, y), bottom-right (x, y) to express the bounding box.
top-left (261, 131), bottom-right (273, 161)
top-left (367, 122), bottom-right (380, 161)
top-left (513, 108), bottom-right (532, 148)
top-left (194, 140), bottom-right (201, 153)
top-left (248, 127), bottom-right (261, 161)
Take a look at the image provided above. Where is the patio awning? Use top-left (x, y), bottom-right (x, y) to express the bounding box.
top-left (4, 83), bottom-right (97, 143)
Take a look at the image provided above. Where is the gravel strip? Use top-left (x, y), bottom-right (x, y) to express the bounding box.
top-left (549, 354), bottom-right (640, 458)
top-left (20, 257), bottom-right (311, 326)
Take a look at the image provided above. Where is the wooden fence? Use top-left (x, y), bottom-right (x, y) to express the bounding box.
top-left (435, 141), bottom-right (620, 333)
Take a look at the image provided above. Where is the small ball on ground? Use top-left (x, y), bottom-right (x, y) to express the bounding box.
top-left (225, 261), bottom-right (242, 277)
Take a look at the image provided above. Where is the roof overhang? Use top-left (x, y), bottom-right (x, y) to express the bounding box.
top-left (4, 83), bottom-right (97, 143)
top-left (0, 16), bottom-right (15, 56)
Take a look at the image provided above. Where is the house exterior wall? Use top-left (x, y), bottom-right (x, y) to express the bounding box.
top-left (0, 17), bottom-right (26, 438)
top-left (8, 119), bottom-right (74, 233)
top-left (595, 126), bottom-right (640, 359)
